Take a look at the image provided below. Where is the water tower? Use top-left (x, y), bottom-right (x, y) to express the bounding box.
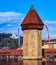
top-left (21, 6), bottom-right (44, 59)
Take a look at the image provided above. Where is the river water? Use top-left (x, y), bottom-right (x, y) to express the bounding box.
top-left (0, 59), bottom-right (56, 65)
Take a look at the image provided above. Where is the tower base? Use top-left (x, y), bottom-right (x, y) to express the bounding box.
top-left (23, 57), bottom-right (42, 60)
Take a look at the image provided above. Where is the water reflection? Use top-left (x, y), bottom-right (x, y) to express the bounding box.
top-left (0, 59), bottom-right (56, 65)
top-left (0, 60), bottom-right (23, 65)
top-left (45, 61), bottom-right (56, 65)
top-left (23, 60), bottom-right (42, 65)
top-left (23, 59), bottom-right (56, 65)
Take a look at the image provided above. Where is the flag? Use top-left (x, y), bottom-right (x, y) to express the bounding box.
top-left (48, 33), bottom-right (50, 41)
top-left (45, 25), bottom-right (49, 31)
top-left (45, 25), bottom-right (50, 41)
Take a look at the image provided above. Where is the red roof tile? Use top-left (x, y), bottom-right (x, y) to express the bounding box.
top-left (21, 7), bottom-right (44, 25)
top-left (45, 48), bottom-right (56, 52)
top-left (21, 6), bottom-right (44, 30)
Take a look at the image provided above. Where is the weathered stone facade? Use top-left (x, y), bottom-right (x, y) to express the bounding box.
top-left (21, 6), bottom-right (44, 59)
top-left (23, 30), bottom-right (42, 59)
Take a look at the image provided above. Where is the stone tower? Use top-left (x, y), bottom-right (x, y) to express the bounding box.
top-left (21, 6), bottom-right (44, 59)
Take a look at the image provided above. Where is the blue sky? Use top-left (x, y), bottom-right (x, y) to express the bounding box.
top-left (0, 0), bottom-right (56, 40)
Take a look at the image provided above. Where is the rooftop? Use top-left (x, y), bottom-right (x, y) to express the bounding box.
top-left (21, 6), bottom-right (44, 30)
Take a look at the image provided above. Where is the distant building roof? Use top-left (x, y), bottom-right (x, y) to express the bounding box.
top-left (42, 39), bottom-right (56, 45)
top-left (45, 48), bottom-right (56, 52)
top-left (21, 6), bottom-right (44, 30)
top-left (10, 34), bottom-right (18, 39)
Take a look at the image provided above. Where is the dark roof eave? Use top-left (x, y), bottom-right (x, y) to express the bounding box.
top-left (21, 23), bottom-right (44, 26)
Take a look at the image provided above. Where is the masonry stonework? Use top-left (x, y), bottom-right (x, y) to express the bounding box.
top-left (23, 30), bottom-right (42, 59)
top-left (21, 6), bottom-right (44, 59)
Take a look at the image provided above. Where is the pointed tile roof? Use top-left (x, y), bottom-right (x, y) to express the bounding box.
top-left (21, 6), bottom-right (44, 30)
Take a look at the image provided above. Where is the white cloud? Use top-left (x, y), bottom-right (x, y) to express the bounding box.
top-left (50, 34), bottom-right (56, 38)
top-left (44, 20), bottom-right (56, 24)
top-left (0, 13), bottom-right (56, 40)
top-left (7, 24), bottom-right (14, 27)
top-left (0, 12), bottom-right (24, 35)
top-left (0, 12), bottom-right (24, 24)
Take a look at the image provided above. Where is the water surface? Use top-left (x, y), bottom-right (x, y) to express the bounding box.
top-left (0, 59), bottom-right (56, 65)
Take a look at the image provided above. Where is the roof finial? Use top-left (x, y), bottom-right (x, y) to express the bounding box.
top-left (31, 5), bottom-right (34, 8)
top-left (30, 5), bottom-right (34, 10)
